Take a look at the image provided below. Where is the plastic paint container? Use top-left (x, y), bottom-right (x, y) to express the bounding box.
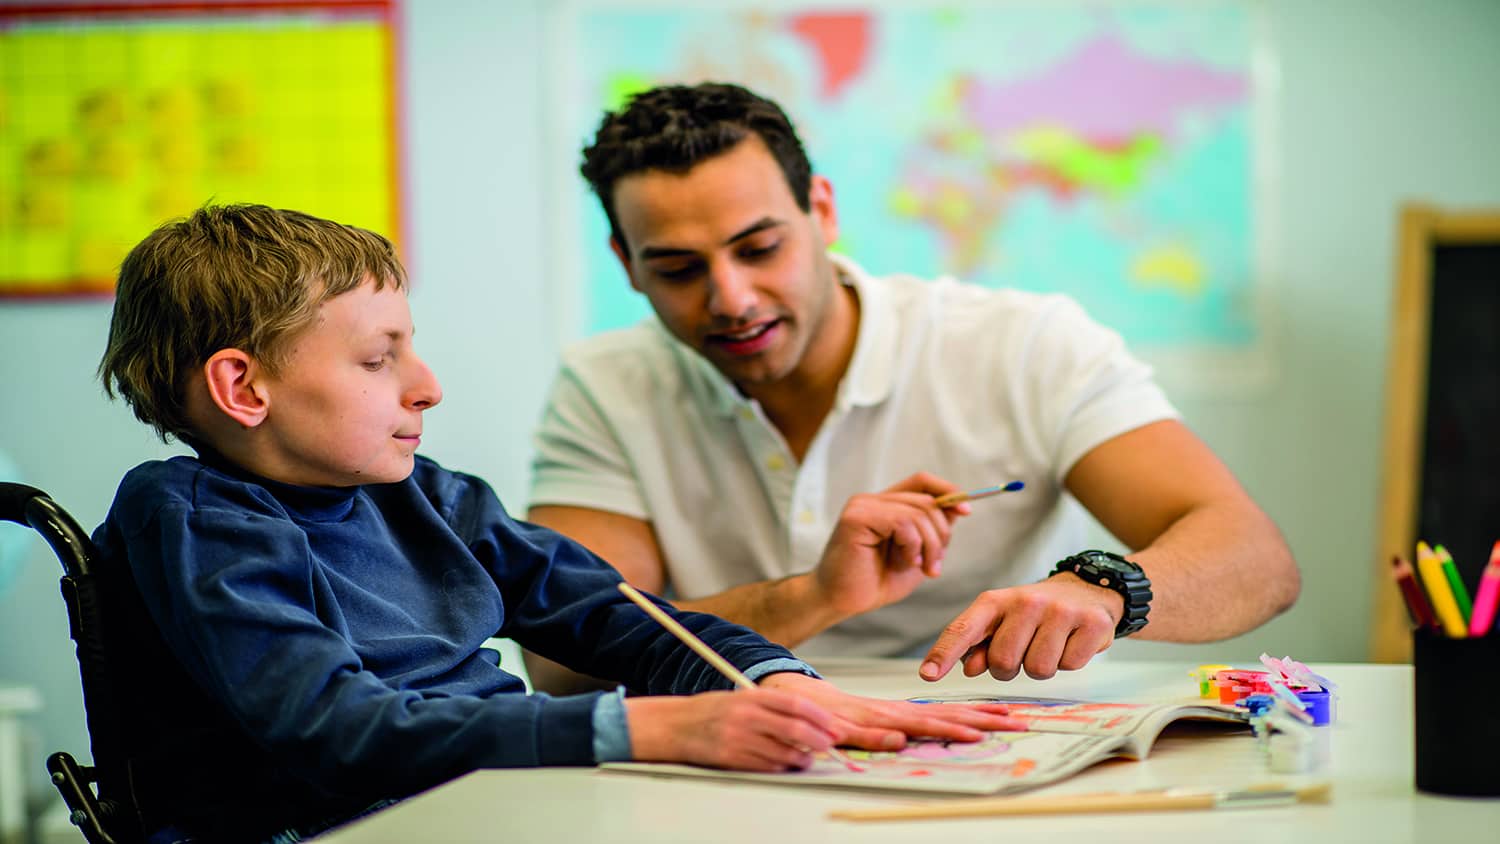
top-left (1215, 669), bottom-right (1272, 705)
top-left (1192, 664), bottom-right (1233, 698)
top-left (1294, 688), bottom-right (1333, 725)
top-left (1269, 729), bottom-right (1330, 773)
top-left (1237, 693), bottom-right (1276, 716)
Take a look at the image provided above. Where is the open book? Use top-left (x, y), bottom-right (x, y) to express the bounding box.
top-left (602, 695), bottom-right (1249, 796)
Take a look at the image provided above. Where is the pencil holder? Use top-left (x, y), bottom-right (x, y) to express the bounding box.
top-left (1413, 630), bottom-right (1500, 796)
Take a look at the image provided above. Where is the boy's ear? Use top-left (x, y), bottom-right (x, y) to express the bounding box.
top-left (202, 349), bottom-right (270, 428)
top-left (609, 236), bottom-right (642, 292)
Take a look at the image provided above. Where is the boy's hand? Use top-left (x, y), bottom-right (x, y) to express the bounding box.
top-left (756, 672), bottom-right (1024, 751)
top-left (624, 689), bottom-right (841, 772)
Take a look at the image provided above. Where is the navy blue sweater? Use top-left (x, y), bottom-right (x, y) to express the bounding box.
top-left (93, 453), bottom-right (800, 840)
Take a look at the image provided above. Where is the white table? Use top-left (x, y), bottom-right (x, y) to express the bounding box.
top-left (0, 685), bottom-right (41, 844)
top-left (319, 660), bottom-right (1498, 843)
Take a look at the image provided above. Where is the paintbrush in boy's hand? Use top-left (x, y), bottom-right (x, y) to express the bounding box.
top-left (616, 582), bottom-right (864, 772)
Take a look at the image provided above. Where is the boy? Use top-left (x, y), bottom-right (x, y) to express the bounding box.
top-left (93, 204), bottom-right (1016, 843)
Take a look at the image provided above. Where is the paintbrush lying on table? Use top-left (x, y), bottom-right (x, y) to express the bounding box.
top-left (829, 781), bottom-right (1332, 821)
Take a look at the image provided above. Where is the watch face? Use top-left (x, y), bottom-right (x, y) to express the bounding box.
top-left (1081, 551), bottom-right (1140, 577)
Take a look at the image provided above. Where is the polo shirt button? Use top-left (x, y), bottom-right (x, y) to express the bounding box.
top-left (798, 509), bottom-right (815, 524)
top-left (765, 454), bottom-right (786, 471)
top-left (738, 407), bottom-right (754, 420)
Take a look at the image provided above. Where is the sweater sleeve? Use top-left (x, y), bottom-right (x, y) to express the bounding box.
top-left (116, 475), bottom-right (604, 798)
top-left (442, 470), bottom-right (803, 695)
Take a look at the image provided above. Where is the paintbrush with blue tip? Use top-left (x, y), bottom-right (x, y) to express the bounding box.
top-left (933, 480), bottom-right (1025, 508)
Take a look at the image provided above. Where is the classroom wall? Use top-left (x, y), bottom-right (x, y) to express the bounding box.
top-left (2, 0), bottom-right (1498, 808)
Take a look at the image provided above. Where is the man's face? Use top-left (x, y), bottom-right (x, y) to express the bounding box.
top-left (609, 136), bottom-right (842, 389)
top-left (256, 279), bottom-right (443, 486)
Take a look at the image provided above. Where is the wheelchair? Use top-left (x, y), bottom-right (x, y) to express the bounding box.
top-left (1, 482), bottom-right (143, 844)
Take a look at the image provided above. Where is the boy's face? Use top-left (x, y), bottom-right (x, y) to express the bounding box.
top-left (609, 135), bottom-right (843, 391)
top-left (256, 279), bottom-right (441, 487)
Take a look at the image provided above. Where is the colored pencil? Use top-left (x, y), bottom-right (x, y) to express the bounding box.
top-left (1468, 541), bottom-right (1500, 637)
top-left (934, 480), bottom-right (1024, 508)
top-left (1415, 542), bottom-right (1467, 638)
top-left (1390, 555), bottom-right (1437, 630)
top-left (1433, 545), bottom-right (1474, 624)
top-left (829, 781), bottom-right (1332, 821)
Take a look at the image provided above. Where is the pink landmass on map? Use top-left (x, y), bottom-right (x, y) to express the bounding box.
top-left (958, 34), bottom-right (1246, 141)
top-left (787, 12), bottom-right (871, 101)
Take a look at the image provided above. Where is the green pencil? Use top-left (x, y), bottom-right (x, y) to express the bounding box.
top-left (1434, 545), bottom-right (1474, 623)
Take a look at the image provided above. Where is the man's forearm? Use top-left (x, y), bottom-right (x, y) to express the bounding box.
top-left (522, 649), bottom-right (617, 696)
top-left (528, 575), bottom-right (846, 693)
top-left (675, 573), bottom-right (847, 649)
top-left (1128, 500), bottom-right (1299, 642)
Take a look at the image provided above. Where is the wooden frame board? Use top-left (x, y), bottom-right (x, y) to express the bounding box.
top-left (1369, 204), bottom-right (1500, 662)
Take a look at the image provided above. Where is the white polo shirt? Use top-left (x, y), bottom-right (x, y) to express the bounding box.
top-left (529, 255), bottom-right (1178, 658)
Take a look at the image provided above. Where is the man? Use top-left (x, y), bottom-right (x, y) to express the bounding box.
top-left (526, 82), bottom-right (1298, 691)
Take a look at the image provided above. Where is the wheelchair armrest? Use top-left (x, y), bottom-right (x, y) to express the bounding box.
top-left (47, 751), bottom-right (118, 844)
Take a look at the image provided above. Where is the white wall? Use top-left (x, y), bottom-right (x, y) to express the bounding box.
top-left (1116, 0), bottom-right (1500, 664)
top-left (2, 0), bottom-right (1499, 810)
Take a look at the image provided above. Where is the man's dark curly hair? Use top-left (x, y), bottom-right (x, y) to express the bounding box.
top-left (580, 82), bottom-right (813, 256)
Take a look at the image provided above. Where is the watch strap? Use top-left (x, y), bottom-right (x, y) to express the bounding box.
top-left (1051, 550), bottom-right (1152, 638)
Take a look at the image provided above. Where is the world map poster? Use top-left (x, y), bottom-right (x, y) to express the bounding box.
top-left (553, 2), bottom-right (1274, 390)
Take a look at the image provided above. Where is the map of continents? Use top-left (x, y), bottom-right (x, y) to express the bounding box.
top-left (569, 5), bottom-right (1256, 353)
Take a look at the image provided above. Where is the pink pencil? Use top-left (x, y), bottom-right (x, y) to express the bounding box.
top-left (1468, 541), bottom-right (1500, 637)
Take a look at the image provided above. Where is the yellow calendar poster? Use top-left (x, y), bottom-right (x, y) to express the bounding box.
top-left (0, 1), bottom-right (402, 297)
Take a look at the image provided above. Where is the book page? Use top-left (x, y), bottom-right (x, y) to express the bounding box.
top-left (603, 730), bottom-right (1129, 795)
top-left (602, 696), bottom-right (1248, 795)
top-left (913, 694), bottom-right (1248, 757)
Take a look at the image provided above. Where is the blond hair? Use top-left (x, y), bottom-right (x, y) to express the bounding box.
top-left (99, 203), bottom-right (407, 442)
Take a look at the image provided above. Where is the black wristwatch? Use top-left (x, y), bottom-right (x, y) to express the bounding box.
top-left (1050, 550), bottom-right (1152, 638)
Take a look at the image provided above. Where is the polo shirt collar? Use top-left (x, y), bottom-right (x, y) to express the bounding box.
top-left (662, 252), bottom-right (899, 417)
top-left (831, 253), bottom-right (898, 410)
